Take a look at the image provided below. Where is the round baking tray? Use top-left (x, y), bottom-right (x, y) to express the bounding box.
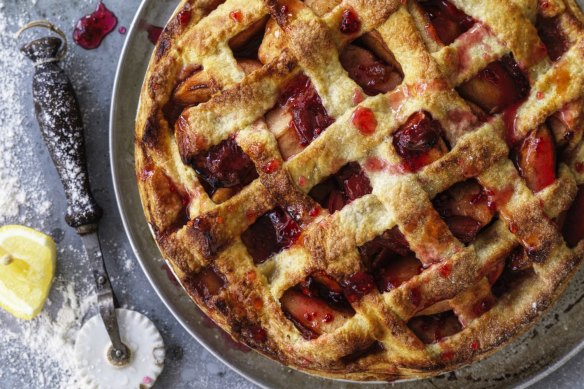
top-left (110, 1), bottom-right (584, 387)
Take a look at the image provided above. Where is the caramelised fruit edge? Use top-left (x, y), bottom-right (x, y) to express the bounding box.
top-left (134, 0), bottom-right (584, 382)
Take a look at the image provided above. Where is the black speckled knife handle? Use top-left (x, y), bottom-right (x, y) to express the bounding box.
top-left (21, 37), bottom-right (102, 230)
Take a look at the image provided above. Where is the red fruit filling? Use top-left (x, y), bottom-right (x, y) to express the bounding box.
top-left (281, 275), bottom-right (354, 339)
top-left (352, 107), bottom-right (378, 135)
top-left (563, 185), bottom-right (584, 248)
top-left (308, 162), bottom-right (372, 214)
top-left (433, 180), bottom-right (495, 244)
top-left (486, 261), bottom-right (505, 284)
top-left (177, 9), bottom-right (192, 27)
top-left (340, 44), bottom-right (403, 96)
top-left (444, 215), bottom-right (483, 244)
top-left (241, 207), bottom-right (302, 264)
top-left (189, 267), bottom-right (225, 302)
top-left (358, 227), bottom-right (424, 292)
top-left (492, 255), bottom-right (536, 297)
top-left (340, 8), bottom-right (361, 34)
top-left (513, 126), bottom-right (557, 192)
top-left (342, 272), bottom-right (377, 303)
top-left (537, 16), bottom-right (569, 61)
top-left (408, 311), bottom-right (462, 344)
top-left (359, 226), bottom-right (412, 261)
top-left (230, 10), bottom-right (243, 22)
top-left (278, 74), bottom-right (335, 147)
top-left (393, 111), bottom-right (447, 172)
top-left (419, 0), bottom-right (475, 45)
top-left (376, 255), bottom-right (423, 292)
top-left (73, 2), bottom-right (118, 50)
top-left (190, 137), bottom-right (258, 196)
top-left (457, 55), bottom-right (530, 115)
top-left (300, 272), bottom-right (351, 310)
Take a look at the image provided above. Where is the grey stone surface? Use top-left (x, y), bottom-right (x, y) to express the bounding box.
top-left (0, 0), bottom-right (582, 388)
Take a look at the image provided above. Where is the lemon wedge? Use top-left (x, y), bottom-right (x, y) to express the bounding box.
top-left (0, 225), bottom-right (56, 320)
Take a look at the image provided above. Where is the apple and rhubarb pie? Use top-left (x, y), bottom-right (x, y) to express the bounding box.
top-left (135, 0), bottom-right (584, 381)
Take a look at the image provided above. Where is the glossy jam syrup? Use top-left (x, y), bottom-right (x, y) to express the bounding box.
top-left (230, 10), bottom-right (243, 22)
top-left (73, 2), bottom-right (118, 49)
top-left (263, 159), bottom-right (281, 174)
top-left (457, 55), bottom-right (530, 115)
top-left (419, 0), bottom-right (475, 45)
top-left (340, 8), bottom-right (361, 34)
top-left (278, 74), bottom-right (335, 147)
top-left (308, 162), bottom-right (372, 214)
top-left (342, 272), bottom-right (376, 303)
top-left (352, 107), bottom-right (378, 135)
top-left (514, 126), bottom-right (557, 192)
top-left (177, 8), bottom-right (193, 28)
top-left (563, 185), bottom-right (584, 247)
top-left (190, 137), bottom-right (258, 197)
top-left (392, 111), bottom-right (447, 172)
top-left (118, 26), bottom-right (127, 34)
top-left (537, 16), bottom-right (569, 61)
top-left (147, 25), bottom-right (164, 45)
top-left (471, 340), bottom-right (480, 351)
top-left (439, 262), bottom-right (452, 278)
top-left (241, 207), bottom-right (301, 264)
top-left (408, 311), bottom-right (462, 344)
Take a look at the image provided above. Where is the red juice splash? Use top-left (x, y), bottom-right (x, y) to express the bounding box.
top-left (73, 1), bottom-right (118, 49)
top-left (147, 25), bottom-right (164, 45)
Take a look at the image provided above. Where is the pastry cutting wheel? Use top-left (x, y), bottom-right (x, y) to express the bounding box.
top-left (17, 21), bottom-right (165, 388)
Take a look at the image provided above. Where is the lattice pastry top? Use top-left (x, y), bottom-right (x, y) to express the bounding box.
top-left (135, 0), bottom-right (584, 381)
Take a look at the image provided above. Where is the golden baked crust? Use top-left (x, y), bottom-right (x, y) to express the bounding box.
top-left (135, 0), bottom-right (584, 381)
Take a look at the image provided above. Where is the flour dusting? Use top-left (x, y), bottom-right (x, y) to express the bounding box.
top-left (0, 279), bottom-right (94, 388)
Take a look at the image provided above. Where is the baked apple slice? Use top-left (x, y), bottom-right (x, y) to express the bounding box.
top-left (376, 255), bottom-right (423, 292)
top-left (418, 0), bottom-right (475, 45)
top-left (340, 44), bottom-right (402, 96)
top-left (457, 55), bottom-right (530, 115)
top-left (514, 125), bottom-right (557, 192)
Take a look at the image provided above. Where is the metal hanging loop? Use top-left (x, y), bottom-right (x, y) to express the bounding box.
top-left (16, 20), bottom-right (68, 61)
